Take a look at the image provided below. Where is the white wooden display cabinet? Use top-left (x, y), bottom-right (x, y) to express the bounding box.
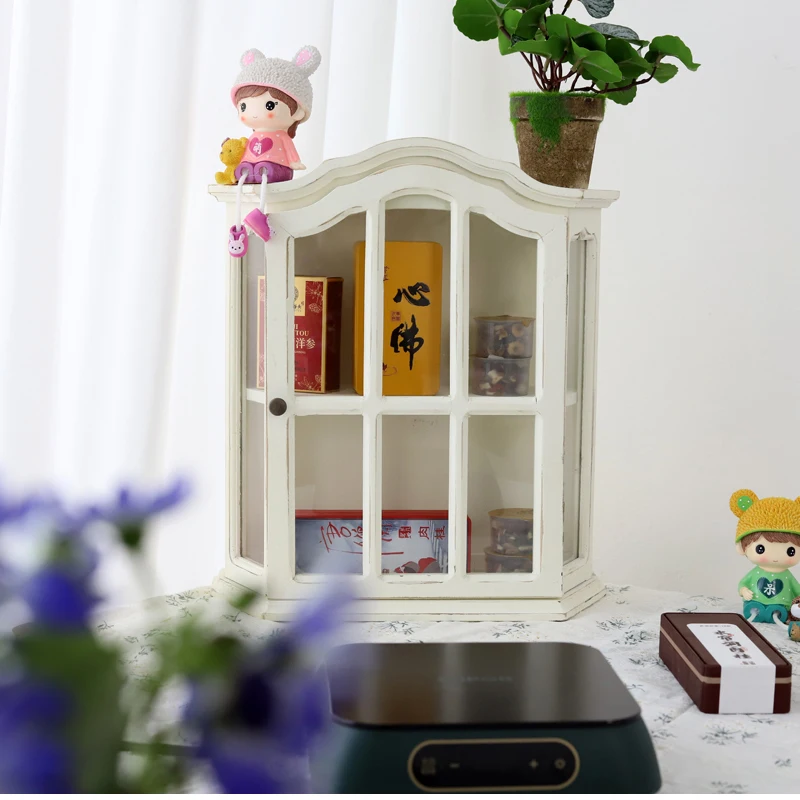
top-left (209, 138), bottom-right (617, 621)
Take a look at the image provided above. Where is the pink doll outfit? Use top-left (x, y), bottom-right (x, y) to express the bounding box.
top-left (231, 46), bottom-right (321, 185)
top-left (235, 131), bottom-right (299, 184)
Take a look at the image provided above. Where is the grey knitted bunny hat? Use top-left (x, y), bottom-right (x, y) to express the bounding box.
top-left (231, 46), bottom-right (322, 121)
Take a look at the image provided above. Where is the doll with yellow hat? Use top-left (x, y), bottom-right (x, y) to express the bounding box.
top-left (731, 489), bottom-right (800, 624)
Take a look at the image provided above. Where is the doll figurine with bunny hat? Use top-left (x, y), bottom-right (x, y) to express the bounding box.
top-left (222, 45), bottom-right (321, 254)
top-left (731, 489), bottom-right (800, 624)
top-left (232, 45), bottom-right (321, 185)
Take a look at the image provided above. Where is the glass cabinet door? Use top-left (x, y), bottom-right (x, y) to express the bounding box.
top-left (262, 168), bottom-right (570, 603)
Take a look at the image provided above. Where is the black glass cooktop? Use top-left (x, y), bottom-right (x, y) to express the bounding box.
top-left (326, 642), bottom-right (640, 729)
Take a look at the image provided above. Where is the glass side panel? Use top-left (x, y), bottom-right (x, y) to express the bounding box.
top-left (468, 212), bottom-right (537, 398)
top-left (242, 399), bottom-right (265, 564)
top-left (564, 239), bottom-right (587, 564)
top-left (246, 246), bottom-right (265, 392)
top-left (466, 415), bottom-right (535, 575)
top-left (381, 415), bottom-right (450, 576)
top-left (294, 415), bottom-right (363, 575)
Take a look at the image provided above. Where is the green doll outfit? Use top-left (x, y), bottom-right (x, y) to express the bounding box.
top-left (739, 566), bottom-right (800, 607)
top-left (739, 567), bottom-right (800, 623)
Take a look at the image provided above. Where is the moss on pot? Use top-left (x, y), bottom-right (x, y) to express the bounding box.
top-left (510, 92), bottom-right (605, 150)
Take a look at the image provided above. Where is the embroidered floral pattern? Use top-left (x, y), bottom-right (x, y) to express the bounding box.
top-left (91, 583), bottom-right (799, 793)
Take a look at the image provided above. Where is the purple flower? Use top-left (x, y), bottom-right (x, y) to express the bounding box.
top-left (0, 486), bottom-right (61, 530)
top-left (273, 671), bottom-right (329, 756)
top-left (286, 581), bottom-right (352, 644)
top-left (202, 733), bottom-right (284, 793)
top-left (22, 565), bottom-right (99, 630)
top-left (231, 669), bottom-right (274, 728)
top-left (0, 681), bottom-right (70, 728)
top-left (188, 583), bottom-right (352, 793)
top-left (98, 478), bottom-right (191, 524)
top-left (0, 681), bottom-right (72, 793)
top-left (20, 534), bottom-right (100, 630)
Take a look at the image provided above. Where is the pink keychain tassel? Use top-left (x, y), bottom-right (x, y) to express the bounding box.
top-left (228, 171), bottom-right (249, 258)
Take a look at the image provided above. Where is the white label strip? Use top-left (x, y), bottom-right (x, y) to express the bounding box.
top-left (688, 623), bottom-right (776, 714)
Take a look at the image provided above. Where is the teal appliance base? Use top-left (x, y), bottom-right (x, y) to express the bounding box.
top-left (315, 642), bottom-right (661, 794)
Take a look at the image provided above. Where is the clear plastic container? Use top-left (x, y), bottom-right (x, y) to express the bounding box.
top-left (475, 316), bottom-right (534, 359)
top-left (470, 356), bottom-right (531, 396)
top-left (483, 546), bottom-right (532, 573)
top-left (489, 508), bottom-right (533, 556)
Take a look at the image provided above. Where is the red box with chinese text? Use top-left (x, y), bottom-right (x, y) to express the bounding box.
top-left (294, 510), bottom-right (472, 574)
top-left (293, 276), bottom-right (343, 393)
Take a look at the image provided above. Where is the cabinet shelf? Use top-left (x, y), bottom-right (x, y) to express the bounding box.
top-left (247, 387), bottom-right (543, 416)
top-left (248, 387), bottom-right (574, 413)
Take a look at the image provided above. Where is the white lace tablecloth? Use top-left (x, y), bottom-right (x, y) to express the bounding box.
top-left (100, 585), bottom-right (800, 794)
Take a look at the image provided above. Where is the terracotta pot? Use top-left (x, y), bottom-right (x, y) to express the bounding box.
top-left (510, 93), bottom-right (605, 190)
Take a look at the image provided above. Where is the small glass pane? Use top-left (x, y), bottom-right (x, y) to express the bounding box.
top-left (246, 249), bottom-right (265, 392)
top-left (293, 212), bottom-right (366, 395)
top-left (467, 415), bottom-right (535, 574)
top-left (294, 415), bottom-right (363, 575)
top-left (242, 400), bottom-right (264, 564)
top-left (468, 212), bottom-right (537, 398)
top-left (353, 205), bottom-right (450, 398)
top-left (381, 415), bottom-right (449, 575)
top-left (564, 239), bottom-right (587, 563)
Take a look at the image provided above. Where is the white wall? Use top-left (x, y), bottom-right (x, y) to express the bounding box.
top-left (1, 0), bottom-right (798, 607)
top-left (588, 1), bottom-right (800, 599)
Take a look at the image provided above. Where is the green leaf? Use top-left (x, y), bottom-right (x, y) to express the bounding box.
top-left (499, 29), bottom-right (515, 54)
top-left (19, 633), bottom-right (127, 793)
top-left (568, 18), bottom-right (606, 51)
top-left (578, 0), bottom-right (614, 19)
top-left (452, 0), bottom-right (502, 42)
top-left (606, 37), bottom-right (651, 78)
top-left (549, 14), bottom-right (605, 52)
top-left (545, 12), bottom-right (569, 40)
top-left (573, 43), bottom-right (623, 83)
top-left (159, 624), bottom-right (242, 678)
top-left (503, 8), bottom-right (523, 33)
top-left (119, 522), bottom-right (145, 551)
top-left (231, 588), bottom-right (259, 611)
top-left (514, 1), bottom-right (552, 37)
top-left (511, 34), bottom-right (565, 60)
top-left (590, 22), bottom-right (647, 46)
top-left (647, 35), bottom-right (700, 71)
top-left (606, 84), bottom-right (637, 105)
top-left (653, 62), bottom-right (679, 83)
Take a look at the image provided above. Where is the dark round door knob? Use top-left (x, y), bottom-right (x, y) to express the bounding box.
top-left (268, 398), bottom-right (287, 416)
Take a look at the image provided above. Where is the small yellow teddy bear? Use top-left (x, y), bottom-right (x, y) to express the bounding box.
top-left (215, 137), bottom-right (249, 185)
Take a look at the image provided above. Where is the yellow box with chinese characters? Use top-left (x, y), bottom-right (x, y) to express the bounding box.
top-left (353, 241), bottom-right (443, 396)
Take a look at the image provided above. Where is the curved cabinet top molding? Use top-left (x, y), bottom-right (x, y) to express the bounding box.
top-left (208, 137), bottom-right (619, 213)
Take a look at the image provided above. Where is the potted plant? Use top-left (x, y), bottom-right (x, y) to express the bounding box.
top-left (452, 0), bottom-right (699, 189)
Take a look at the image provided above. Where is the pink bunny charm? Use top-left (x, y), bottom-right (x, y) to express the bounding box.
top-left (228, 225), bottom-right (248, 258)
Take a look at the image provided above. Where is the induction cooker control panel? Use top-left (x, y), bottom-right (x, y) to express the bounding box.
top-left (409, 738), bottom-right (579, 791)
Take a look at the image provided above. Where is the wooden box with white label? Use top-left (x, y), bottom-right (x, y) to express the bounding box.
top-left (659, 613), bottom-right (792, 714)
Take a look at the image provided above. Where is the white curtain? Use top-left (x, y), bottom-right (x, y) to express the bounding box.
top-left (8, 1), bottom-right (797, 604)
top-left (0, 0), bottom-right (529, 600)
